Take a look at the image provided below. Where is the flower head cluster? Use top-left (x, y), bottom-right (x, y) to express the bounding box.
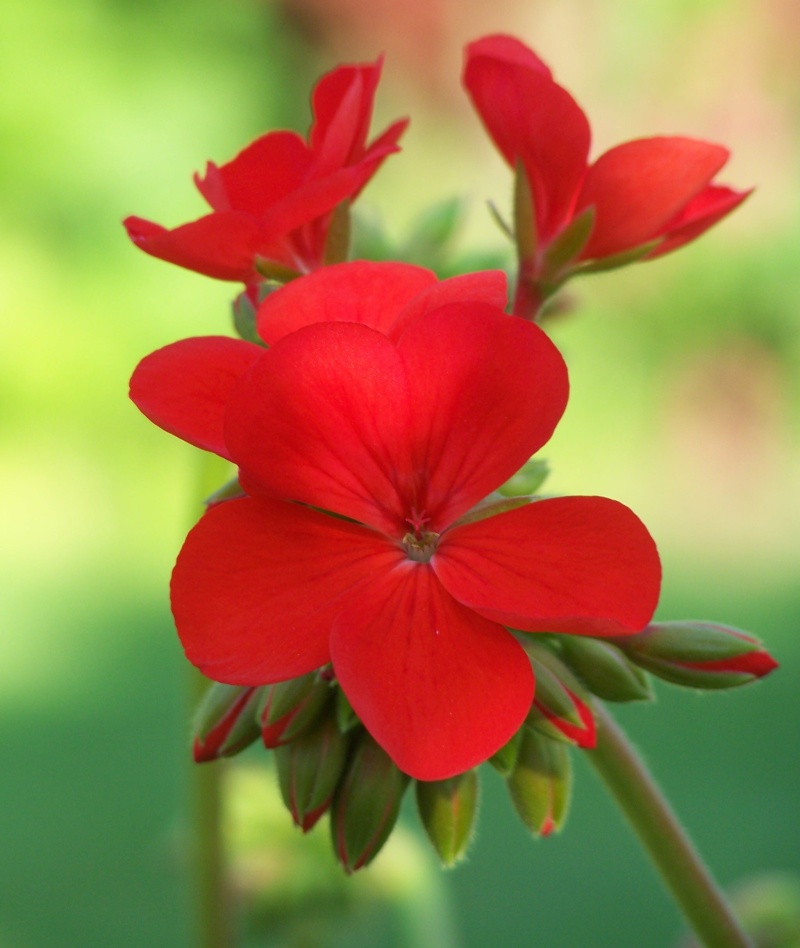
top-left (127, 38), bottom-right (775, 870)
top-left (124, 58), bottom-right (406, 286)
top-left (463, 35), bottom-right (751, 315)
top-left (131, 263), bottom-right (661, 779)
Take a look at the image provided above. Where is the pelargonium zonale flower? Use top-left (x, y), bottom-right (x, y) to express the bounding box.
top-left (131, 269), bottom-right (660, 780)
top-left (463, 34), bottom-right (751, 314)
top-left (123, 58), bottom-right (407, 286)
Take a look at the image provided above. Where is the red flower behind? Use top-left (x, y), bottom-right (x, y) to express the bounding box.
top-left (463, 35), bottom-right (751, 312)
top-left (130, 264), bottom-right (661, 780)
top-left (124, 59), bottom-right (407, 284)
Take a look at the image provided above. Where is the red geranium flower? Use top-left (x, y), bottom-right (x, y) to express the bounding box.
top-left (123, 59), bottom-right (407, 285)
top-left (463, 35), bottom-right (751, 314)
top-left (131, 265), bottom-right (660, 780)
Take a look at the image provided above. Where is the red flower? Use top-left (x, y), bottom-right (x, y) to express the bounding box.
top-left (131, 265), bottom-right (660, 780)
top-left (123, 59), bottom-right (407, 284)
top-left (463, 35), bottom-right (751, 311)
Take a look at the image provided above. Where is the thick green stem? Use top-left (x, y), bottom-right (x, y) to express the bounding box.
top-left (586, 702), bottom-right (752, 948)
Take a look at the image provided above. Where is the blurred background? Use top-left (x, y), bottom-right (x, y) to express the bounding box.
top-left (2, 0), bottom-right (799, 945)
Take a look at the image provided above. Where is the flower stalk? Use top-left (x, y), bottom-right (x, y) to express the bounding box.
top-left (587, 702), bottom-right (752, 948)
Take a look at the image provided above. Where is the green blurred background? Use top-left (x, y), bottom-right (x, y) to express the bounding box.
top-left (2, 0), bottom-right (798, 945)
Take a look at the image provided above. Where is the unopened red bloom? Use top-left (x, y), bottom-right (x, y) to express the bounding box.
top-left (463, 35), bottom-right (751, 310)
top-left (124, 59), bottom-right (406, 284)
top-left (131, 267), bottom-right (660, 780)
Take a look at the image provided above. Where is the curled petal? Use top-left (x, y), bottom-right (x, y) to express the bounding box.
top-left (330, 564), bottom-right (534, 781)
top-left (195, 131), bottom-right (312, 216)
top-left (171, 498), bottom-right (400, 684)
top-left (576, 137), bottom-right (730, 260)
top-left (256, 261), bottom-right (437, 345)
top-left (123, 213), bottom-right (261, 282)
top-left (129, 336), bottom-right (263, 458)
top-left (435, 497), bottom-right (661, 636)
top-left (647, 184), bottom-right (752, 259)
top-left (464, 36), bottom-right (590, 240)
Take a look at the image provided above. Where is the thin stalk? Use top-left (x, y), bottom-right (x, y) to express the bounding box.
top-left (586, 702), bottom-right (752, 948)
top-left (187, 452), bottom-right (236, 948)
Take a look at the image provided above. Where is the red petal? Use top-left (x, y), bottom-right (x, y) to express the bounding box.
top-left (576, 137), bottom-right (730, 260)
top-left (130, 337), bottom-right (263, 458)
top-left (397, 305), bottom-right (568, 530)
top-left (434, 497), bottom-right (661, 635)
top-left (123, 213), bottom-right (260, 282)
top-left (224, 322), bottom-right (413, 534)
top-left (256, 260), bottom-right (437, 345)
top-left (171, 497), bottom-right (400, 684)
top-left (195, 131), bottom-right (313, 217)
top-left (388, 269), bottom-right (509, 338)
top-left (465, 34), bottom-right (553, 77)
top-left (463, 38), bottom-right (590, 240)
top-left (647, 184), bottom-right (752, 259)
top-left (310, 61), bottom-right (381, 166)
top-left (330, 564), bottom-right (534, 780)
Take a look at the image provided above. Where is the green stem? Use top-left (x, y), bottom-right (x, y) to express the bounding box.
top-left (187, 452), bottom-right (237, 948)
top-left (189, 669), bottom-right (232, 948)
top-left (586, 702), bottom-right (752, 948)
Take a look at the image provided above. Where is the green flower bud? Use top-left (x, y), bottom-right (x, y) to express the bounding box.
top-left (330, 732), bottom-right (410, 873)
top-left (416, 770), bottom-right (480, 868)
top-left (524, 642), bottom-right (596, 747)
top-left (488, 726), bottom-right (524, 776)
top-left (192, 683), bottom-right (262, 763)
top-left (259, 671), bottom-right (332, 747)
top-left (274, 713), bottom-right (351, 832)
top-left (506, 728), bottom-right (572, 837)
top-left (558, 635), bottom-right (653, 702)
top-left (615, 621), bottom-right (779, 690)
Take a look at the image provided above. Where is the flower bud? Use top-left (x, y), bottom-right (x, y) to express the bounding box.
top-left (615, 621), bottom-right (779, 690)
top-left (192, 683), bottom-right (262, 763)
top-left (507, 728), bottom-right (572, 837)
top-left (335, 685), bottom-right (360, 734)
top-left (330, 731), bottom-right (410, 874)
top-left (524, 642), bottom-right (596, 748)
top-left (416, 770), bottom-right (480, 868)
top-left (274, 712), bottom-right (351, 832)
top-left (259, 671), bottom-right (332, 748)
top-left (558, 636), bottom-right (653, 703)
top-left (488, 726), bottom-right (524, 776)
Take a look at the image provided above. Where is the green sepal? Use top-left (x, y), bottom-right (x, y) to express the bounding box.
top-left (204, 476), bottom-right (246, 507)
top-left (231, 291), bottom-right (262, 345)
top-left (558, 636), bottom-right (653, 703)
top-left (572, 238), bottom-right (660, 275)
top-left (540, 206), bottom-right (595, 282)
top-left (487, 200), bottom-right (514, 241)
top-left (258, 672), bottom-right (332, 744)
top-left (455, 494), bottom-right (534, 527)
top-left (330, 732), bottom-right (410, 873)
top-left (523, 643), bottom-right (587, 727)
top-left (254, 256), bottom-right (302, 283)
top-left (322, 199), bottom-right (351, 266)
top-left (275, 713), bottom-right (351, 832)
top-left (513, 160), bottom-right (537, 265)
top-left (506, 728), bottom-right (572, 836)
top-left (498, 458), bottom-right (550, 498)
top-left (192, 683), bottom-right (262, 762)
top-left (416, 770), bottom-right (480, 868)
top-left (334, 686), bottom-right (360, 733)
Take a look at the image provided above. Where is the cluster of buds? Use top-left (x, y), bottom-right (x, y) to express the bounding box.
top-left (191, 618), bottom-right (776, 870)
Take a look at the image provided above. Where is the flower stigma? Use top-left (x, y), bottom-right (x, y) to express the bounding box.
top-left (401, 510), bottom-right (439, 563)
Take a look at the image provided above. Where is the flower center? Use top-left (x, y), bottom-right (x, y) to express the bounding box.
top-left (402, 510), bottom-right (439, 563)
